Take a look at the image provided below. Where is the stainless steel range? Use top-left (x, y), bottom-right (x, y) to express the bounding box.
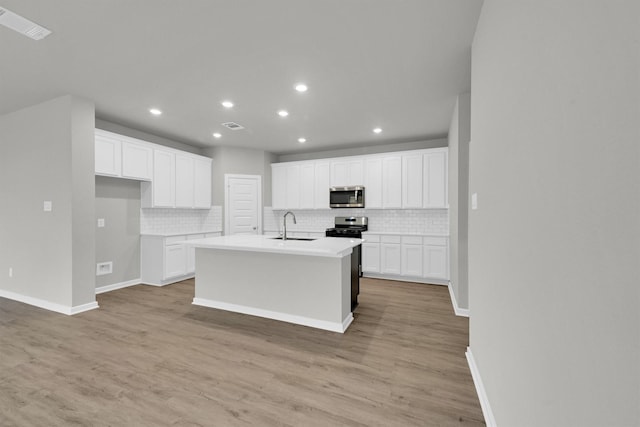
top-left (326, 216), bottom-right (367, 310)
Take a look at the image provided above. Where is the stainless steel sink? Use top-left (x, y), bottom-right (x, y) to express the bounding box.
top-left (270, 237), bottom-right (317, 241)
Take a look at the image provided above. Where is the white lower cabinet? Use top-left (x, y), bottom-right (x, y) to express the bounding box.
top-left (401, 236), bottom-right (423, 277)
top-left (380, 235), bottom-right (401, 275)
top-left (362, 232), bottom-right (449, 284)
top-left (141, 232), bottom-right (221, 286)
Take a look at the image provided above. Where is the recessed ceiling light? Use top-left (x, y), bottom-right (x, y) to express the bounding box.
top-left (295, 83), bottom-right (308, 92)
top-left (221, 101), bottom-right (234, 108)
top-left (149, 108), bottom-right (162, 116)
top-left (373, 127), bottom-right (382, 134)
top-left (278, 110), bottom-right (289, 117)
top-left (298, 138), bottom-right (306, 143)
top-left (213, 133), bottom-right (222, 138)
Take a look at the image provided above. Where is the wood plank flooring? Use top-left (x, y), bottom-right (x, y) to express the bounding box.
top-left (0, 278), bottom-right (484, 426)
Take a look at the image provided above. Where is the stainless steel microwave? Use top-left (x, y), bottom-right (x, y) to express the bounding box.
top-left (329, 186), bottom-right (365, 208)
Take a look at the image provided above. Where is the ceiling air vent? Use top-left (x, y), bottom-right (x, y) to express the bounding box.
top-left (222, 122), bottom-right (244, 130)
top-left (0, 7), bottom-right (52, 40)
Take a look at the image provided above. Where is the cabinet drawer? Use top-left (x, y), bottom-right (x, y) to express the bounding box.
top-left (165, 235), bottom-right (186, 245)
top-left (423, 236), bottom-right (447, 246)
top-left (401, 235), bottom-right (423, 245)
top-left (381, 235), bottom-right (401, 244)
top-left (362, 234), bottom-right (380, 243)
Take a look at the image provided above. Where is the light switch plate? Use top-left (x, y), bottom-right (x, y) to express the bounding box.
top-left (471, 193), bottom-right (478, 210)
top-left (97, 218), bottom-right (105, 228)
top-left (43, 201), bottom-right (52, 212)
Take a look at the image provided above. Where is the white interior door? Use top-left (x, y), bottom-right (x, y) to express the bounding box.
top-left (225, 174), bottom-right (262, 235)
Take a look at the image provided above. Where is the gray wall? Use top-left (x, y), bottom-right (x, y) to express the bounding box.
top-left (448, 93), bottom-right (471, 310)
top-left (278, 138), bottom-right (447, 162)
top-left (0, 95), bottom-right (96, 309)
top-left (469, 1), bottom-right (639, 425)
top-left (95, 176), bottom-right (141, 288)
top-left (202, 146), bottom-right (274, 226)
top-left (96, 118), bottom-right (203, 155)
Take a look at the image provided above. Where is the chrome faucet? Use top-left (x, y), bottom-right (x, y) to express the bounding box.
top-left (283, 211), bottom-right (297, 240)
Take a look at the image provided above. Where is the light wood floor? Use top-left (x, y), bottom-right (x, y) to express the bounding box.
top-left (0, 278), bottom-right (484, 426)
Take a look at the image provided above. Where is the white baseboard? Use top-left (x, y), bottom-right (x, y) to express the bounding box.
top-left (466, 347), bottom-right (496, 427)
top-left (95, 278), bottom-right (141, 294)
top-left (0, 288), bottom-right (99, 316)
top-left (192, 297), bottom-right (353, 333)
top-left (448, 283), bottom-right (470, 317)
top-left (363, 273), bottom-right (449, 286)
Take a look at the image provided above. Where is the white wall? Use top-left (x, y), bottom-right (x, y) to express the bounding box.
top-left (0, 95), bottom-right (97, 311)
top-left (469, 1), bottom-right (639, 425)
top-left (448, 93), bottom-right (471, 311)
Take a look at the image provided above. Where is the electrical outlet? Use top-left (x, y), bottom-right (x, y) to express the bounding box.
top-left (43, 201), bottom-right (52, 212)
top-left (9, 267), bottom-right (13, 278)
top-left (96, 262), bottom-right (113, 276)
top-left (471, 193), bottom-right (478, 210)
top-left (97, 218), bottom-right (105, 228)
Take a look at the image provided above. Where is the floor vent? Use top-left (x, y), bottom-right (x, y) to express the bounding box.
top-left (222, 122), bottom-right (244, 130)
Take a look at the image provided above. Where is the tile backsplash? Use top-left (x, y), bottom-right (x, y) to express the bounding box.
top-left (264, 207), bottom-right (449, 235)
top-left (141, 206), bottom-right (222, 234)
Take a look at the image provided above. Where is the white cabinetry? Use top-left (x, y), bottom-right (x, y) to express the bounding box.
top-left (314, 161), bottom-right (330, 209)
top-left (380, 235), bottom-right (401, 275)
top-left (402, 153), bottom-right (423, 208)
top-left (362, 234), bottom-right (381, 273)
top-left (401, 236), bottom-right (423, 277)
top-left (95, 131), bottom-right (122, 177)
top-left (141, 232), bottom-right (221, 286)
top-left (121, 141), bottom-right (153, 180)
top-left (423, 149), bottom-right (448, 208)
top-left (271, 164), bottom-right (286, 209)
top-left (423, 236), bottom-right (449, 280)
top-left (362, 232), bottom-right (449, 284)
top-left (144, 149), bottom-right (175, 208)
top-left (286, 164), bottom-right (301, 209)
top-left (330, 158), bottom-right (364, 186)
top-left (194, 157), bottom-right (212, 208)
top-left (382, 156), bottom-right (402, 208)
top-left (299, 163), bottom-right (315, 209)
top-left (364, 158), bottom-right (383, 208)
top-left (175, 154), bottom-right (195, 208)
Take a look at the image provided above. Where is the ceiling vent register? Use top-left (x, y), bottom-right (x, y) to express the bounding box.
top-left (0, 7), bottom-right (52, 40)
top-left (222, 122), bottom-right (244, 130)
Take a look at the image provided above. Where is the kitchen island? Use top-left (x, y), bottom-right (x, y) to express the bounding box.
top-left (185, 235), bottom-right (362, 333)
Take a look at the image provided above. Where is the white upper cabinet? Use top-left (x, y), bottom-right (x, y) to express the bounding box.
top-left (271, 147), bottom-right (448, 211)
top-left (423, 149), bottom-right (448, 208)
top-left (314, 161), bottom-right (330, 209)
top-left (95, 131), bottom-right (122, 177)
top-left (121, 140), bottom-right (153, 181)
top-left (148, 149), bottom-right (176, 208)
top-left (364, 157), bottom-right (383, 209)
top-left (194, 157), bottom-right (212, 209)
top-left (382, 155), bottom-right (402, 208)
top-left (286, 164), bottom-right (301, 209)
top-left (271, 164), bottom-right (287, 210)
top-left (175, 154), bottom-right (195, 208)
top-left (330, 158), bottom-right (364, 186)
top-left (299, 163), bottom-right (315, 209)
top-left (402, 153), bottom-right (423, 208)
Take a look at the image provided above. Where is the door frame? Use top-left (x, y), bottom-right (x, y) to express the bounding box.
top-left (224, 174), bottom-right (263, 236)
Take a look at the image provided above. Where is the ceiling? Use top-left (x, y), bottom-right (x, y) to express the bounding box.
top-left (0, 1), bottom-right (483, 154)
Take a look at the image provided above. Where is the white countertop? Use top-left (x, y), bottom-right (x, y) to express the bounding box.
top-left (184, 235), bottom-right (362, 258)
top-left (141, 230), bottom-right (222, 237)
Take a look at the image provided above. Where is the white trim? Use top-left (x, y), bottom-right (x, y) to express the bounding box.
top-left (224, 174), bottom-right (263, 236)
top-left (466, 347), bottom-right (496, 427)
top-left (448, 282), bottom-right (470, 317)
top-left (0, 289), bottom-right (98, 316)
top-left (192, 297), bottom-right (353, 333)
top-left (69, 301), bottom-right (99, 315)
top-left (95, 278), bottom-right (141, 294)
